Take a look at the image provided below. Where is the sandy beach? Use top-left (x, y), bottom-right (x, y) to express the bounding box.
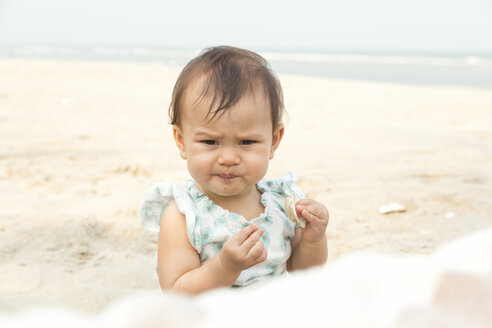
top-left (0, 58), bottom-right (491, 313)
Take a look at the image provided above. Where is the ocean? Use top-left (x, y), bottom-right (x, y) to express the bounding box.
top-left (1, 46), bottom-right (492, 89)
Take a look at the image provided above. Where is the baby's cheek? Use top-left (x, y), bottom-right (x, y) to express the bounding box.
top-left (188, 149), bottom-right (214, 163)
top-left (246, 152), bottom-right (269, 177)
top-left (187, 153), bottom-right (214, 174)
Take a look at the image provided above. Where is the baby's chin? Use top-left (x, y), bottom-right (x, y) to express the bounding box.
top-left (202, 181), bottom-right (258, 199)
top-left (205, 185), bottom-right (245, 198)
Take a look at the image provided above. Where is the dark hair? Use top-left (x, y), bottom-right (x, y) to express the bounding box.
top-left (169, 46), bottom-right (284, 129)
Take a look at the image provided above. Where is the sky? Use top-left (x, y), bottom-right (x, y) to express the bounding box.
top-left (0, 0), bottom-right (491, 53)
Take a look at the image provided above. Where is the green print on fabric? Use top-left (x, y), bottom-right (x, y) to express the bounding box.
top-left (190, 217), bottom-right (202, 248)
top-left (214, 214), bottom-right (228, 227)
top-left (278, 234), bottom-right (286, 253)
top-left (200, 250), bottom-right (211, 262)
top-left (203, 200), bottom-right (215, 214)
top-left (266, 258), bottom-right (282, 272)
top-left (281, 215), bottom-right (293, 231)
top-left (279, 205), bottom-right (287, 216)
top-left (245, 272), bottom-right (259, 283)
top-left (211, 240), bottom-right (225, 254)
top-left (262, 214), bottom-right (273, 227)
top-left (187, 187), bottom-right (201, 200)
top-left (260, 230), bottom-right (270, 248)
top-left (269, 189), bottom-right (285, 199)
top-left (229, 212), bottom-right (243, 222)
top-left (201, 226), bottom-right (213, 244)
top-left (141, 206), bottom-right (157, 220)
top-left (211, 243), bottom-right (219, 254)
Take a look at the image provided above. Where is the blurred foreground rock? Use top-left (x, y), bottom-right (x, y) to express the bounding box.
top-left (1, 229), bottom-right (491, 328)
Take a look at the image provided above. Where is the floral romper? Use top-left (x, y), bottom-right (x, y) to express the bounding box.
top-left (139, 172), bottom-right (304, 286)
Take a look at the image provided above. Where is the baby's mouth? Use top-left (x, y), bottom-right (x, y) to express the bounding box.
top-left (218, 173), bottom-right (236, 179)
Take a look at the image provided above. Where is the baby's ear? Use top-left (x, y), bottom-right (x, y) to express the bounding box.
top-left (173, 125), bottom-right (187, 159)
top-left (270, 124), bottom-right (284, 159)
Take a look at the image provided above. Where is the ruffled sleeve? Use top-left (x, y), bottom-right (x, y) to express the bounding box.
top-left (258, 172), bottom-right (305, 200)
top-left (257, 172), bottom-right (305, 232)
top-left (278, 172), bottom-right (305, 199)
top-left (139, 182), bottom-right (200, 251)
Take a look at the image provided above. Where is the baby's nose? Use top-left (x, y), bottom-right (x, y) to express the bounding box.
top-left (217, 148), bottom-right (240, 166)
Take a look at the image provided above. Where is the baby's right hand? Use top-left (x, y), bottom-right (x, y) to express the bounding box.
top-left (218, 224), bottom-right (268, 274)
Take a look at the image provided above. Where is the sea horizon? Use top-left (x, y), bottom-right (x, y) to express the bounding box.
top-left (2, 44), bottom-right (492, 89)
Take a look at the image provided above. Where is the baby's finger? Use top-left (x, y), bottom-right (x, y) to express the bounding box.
top-left (241, 228), bottom-right (264, 250)
top-left (234, 224), bottom-right (259, 245)
top-left (254, 248), bottom-right (268, 264)
top-left (295, 200), bottom-right (315, 217)
top-left (247, 240), bottom-right (265, 260)
top-left (296, 198), bottom-right (315, 206)
top-left (307, 204), bottom-right (324, 218)
top-left (297, 202), bottom-right (328, 220)
top-left (301, 208), bottom-right (320, 223)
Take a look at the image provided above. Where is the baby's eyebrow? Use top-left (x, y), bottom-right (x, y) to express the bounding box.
top-left (235, 133), bottom-right (265, 140)
top-left (194, 130), bottom-right (222, 138)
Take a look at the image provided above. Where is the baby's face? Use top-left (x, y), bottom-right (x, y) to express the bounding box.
top-left (174, 81), bottom-right (283, 200)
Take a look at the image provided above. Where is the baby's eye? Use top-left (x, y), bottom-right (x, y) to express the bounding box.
top-left (240, 140), bottom-right (256, 145)
top-left (201, 140), bottom-right (218, 145)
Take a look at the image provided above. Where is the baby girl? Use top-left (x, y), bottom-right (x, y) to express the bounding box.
top-left (139, 46), bottom-right (329, 294)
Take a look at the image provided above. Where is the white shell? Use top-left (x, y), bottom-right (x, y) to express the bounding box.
top-left (285, 194), bottom-right (306, 228)
top-left (379, 202), bottom-right (406, 215)
top-left (445, 212), bottom-right (456, 219)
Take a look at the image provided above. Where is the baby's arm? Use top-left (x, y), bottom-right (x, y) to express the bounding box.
top-left (157, 202), bottom-right (267, 294)
top-left (287, 199), bottom-right (328, 271)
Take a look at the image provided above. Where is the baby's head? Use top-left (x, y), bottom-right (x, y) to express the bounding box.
top-left (169, 46), bottom-right (285, 198)
top-left (169, 46), bottom-right (284, 131)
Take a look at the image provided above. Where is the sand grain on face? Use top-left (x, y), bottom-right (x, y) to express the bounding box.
top-left (1, 59), bottom-right (492, 312)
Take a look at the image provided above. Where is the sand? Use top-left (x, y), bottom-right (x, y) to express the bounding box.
top-left (0, 58), bottom-right (491, 313)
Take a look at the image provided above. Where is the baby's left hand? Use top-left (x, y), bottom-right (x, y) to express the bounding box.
top-left (296, 199), bottom-right (329, 243)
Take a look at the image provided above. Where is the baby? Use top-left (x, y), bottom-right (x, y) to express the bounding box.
top-left (139, 46), bottom-right (329, 294)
